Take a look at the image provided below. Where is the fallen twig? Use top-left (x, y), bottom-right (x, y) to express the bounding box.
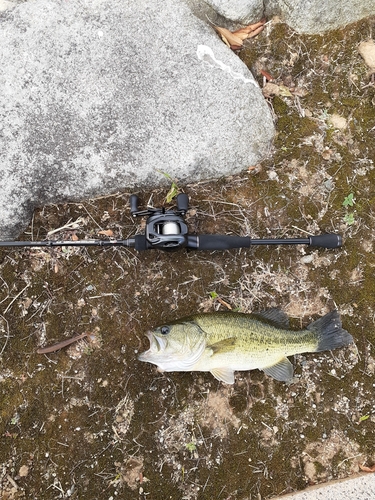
top-left (37, 332), bottom-right (89, 354)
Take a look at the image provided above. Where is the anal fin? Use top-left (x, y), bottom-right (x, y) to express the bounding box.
top-left (210, 368), bottom-right (235, 384)
top-left (263, 357), bottom-right (294, 382)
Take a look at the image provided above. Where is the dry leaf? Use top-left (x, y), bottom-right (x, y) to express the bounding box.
top-left (359, 463), bottom-right (375, 473)
top-left (217, 297), bottom-right (232, 310)
top-left (260, 69), bottom-right (274, 81)
top-left (214, 26), bottom-right (243, 49)
top-left (71, 233), bottom-right (79, 241)
top-left (214, 18), bottom-right (266, 50)
top-left (98, 229), bottom-right (114, 237)
top-left (262, 82), bottom-right (301, 99)
top-left (232, 19), bottom-right (266, 40)
top-left (248, 164), bottom-right (262, 174)
top-left (278, 85), bottom-right (293, 97)
top-left (291, 87), bottom-right (308, 97)
top-left (262, 82), bottom-right (280, 97)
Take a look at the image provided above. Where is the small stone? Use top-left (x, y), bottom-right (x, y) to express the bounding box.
top-left (19, 465), bottom-right (29, 477)
top-left (328, 113), bottom-right (347, 130)
top-left (358, 40), bottom-right (375, 72)
top-left (300, 255), bottom-right (314, 264)
top-left (268, 170), bottom-right (278, 181)
top-left (324, 178), bottom-right (334, 191)
top-left (322, 149), bottom-right (333, 160)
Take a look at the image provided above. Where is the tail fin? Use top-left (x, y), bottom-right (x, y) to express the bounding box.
top-left (307, 310), bottom-right (353, 352)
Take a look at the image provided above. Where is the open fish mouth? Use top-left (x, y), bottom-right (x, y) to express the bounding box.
top-left (138, 331), bottom-right (167, 360)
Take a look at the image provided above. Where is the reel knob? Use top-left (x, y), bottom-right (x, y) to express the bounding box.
top-left (176, 193), bottom-right (189, 213)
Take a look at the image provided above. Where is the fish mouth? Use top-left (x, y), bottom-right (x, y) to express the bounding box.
top-left (138, 331), bottom-right (167, 360)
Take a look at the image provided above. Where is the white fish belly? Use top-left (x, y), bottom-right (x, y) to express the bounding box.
top-left (192, 350), bottom-right (286, 372)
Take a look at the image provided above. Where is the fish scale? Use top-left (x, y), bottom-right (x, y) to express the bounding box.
top-left (192, 314), bottom-right (319, 354)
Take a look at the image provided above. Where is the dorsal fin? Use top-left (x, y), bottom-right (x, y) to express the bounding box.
top-left (252, 308), bottom-right (290, 329)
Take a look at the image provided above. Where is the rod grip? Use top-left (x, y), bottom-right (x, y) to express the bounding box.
top-left (189, 235), bottom-right (252, 250)
top-left (309, 234), bottom-right (342, 248)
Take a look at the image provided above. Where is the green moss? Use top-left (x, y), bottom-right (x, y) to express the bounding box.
top-left (314, 461), bottom-right (326, 475)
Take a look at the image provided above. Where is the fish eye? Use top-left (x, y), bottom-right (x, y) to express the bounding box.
top-left (160, 326), bottom-right (170, 335)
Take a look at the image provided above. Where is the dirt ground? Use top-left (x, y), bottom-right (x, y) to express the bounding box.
top-left (1, 15), bottom-right (375, 500)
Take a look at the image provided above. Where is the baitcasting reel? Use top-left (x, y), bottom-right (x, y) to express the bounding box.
top-left (129, 193), bottom-right (189, 251)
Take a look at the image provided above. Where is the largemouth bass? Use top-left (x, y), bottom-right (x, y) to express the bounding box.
top-left (138, 309), bottom-right (353, 384)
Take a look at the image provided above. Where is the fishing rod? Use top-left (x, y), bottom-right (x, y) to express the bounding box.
top-left (0, 193), bottom-right (342, 251)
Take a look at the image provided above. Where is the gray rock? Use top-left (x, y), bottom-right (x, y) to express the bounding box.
top-left (0, 0), bottom-right (274, 239)
top-left (0, 1), bottom-right (17, 12)
top-left (266, 0), bottom-right (375, 33)
top-left (204, 0), bottom-right (375, 33)
top-left (271, 472), bottom-right (375, 500)
top-left (197, 0), bottom-right (264, 24)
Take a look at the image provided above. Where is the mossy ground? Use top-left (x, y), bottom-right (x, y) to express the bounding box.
top-left (1, 16), bottom-right (375, 500)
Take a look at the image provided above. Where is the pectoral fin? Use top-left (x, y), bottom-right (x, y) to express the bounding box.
top-left (207, 337), bottom-right (237, 354)
top-left (263, 357), bottom-right (294, 382)
top-left (210, 368), bottom-right (235, 384)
